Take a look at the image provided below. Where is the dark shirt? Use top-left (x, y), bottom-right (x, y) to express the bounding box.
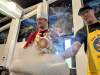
top-left (75, 21), bottom-right (100, 53)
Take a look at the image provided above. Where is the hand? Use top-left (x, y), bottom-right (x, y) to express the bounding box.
top-left (37, 49), bottom-right (46, 56)
top-left (60, 53), bottom-right (66, 60)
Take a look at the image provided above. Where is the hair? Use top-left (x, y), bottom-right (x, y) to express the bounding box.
top-left (78, 6), bottom-right (93, 16)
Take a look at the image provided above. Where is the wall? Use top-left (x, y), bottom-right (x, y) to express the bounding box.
top-left (72, 0), bottom-right (87, 75)
top-left (0, 44), bottom-right (7, 65)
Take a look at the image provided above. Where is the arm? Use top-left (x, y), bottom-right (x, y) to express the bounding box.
top-left (62, 26), bottom-right (87, 59)
top-left (62, 41), bottom-right (82, 59)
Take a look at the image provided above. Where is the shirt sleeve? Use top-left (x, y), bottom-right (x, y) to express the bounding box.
top-left (75, 27), bottom-right (86, 44)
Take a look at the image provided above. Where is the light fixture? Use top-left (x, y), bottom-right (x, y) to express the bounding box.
top-left (7, 1), bottom-right (16, 11)
top-left (0, 0), bottom-right (22, 18)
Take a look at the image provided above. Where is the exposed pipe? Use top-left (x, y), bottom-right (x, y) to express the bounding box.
top-left (0, 9), bottom-right (37, 32)
top-left (0, 17), bottom-right (10, 23)
top-left (22, 0), bottom-right (57, 15)
top-left (23, 4), bottom-right (37, 15)
top-left (21, 9), bottom-right (37, 21)
top-left (47, 0), bottom-right (57, 4)
top-left (0, 23), bottom-right (10, 32)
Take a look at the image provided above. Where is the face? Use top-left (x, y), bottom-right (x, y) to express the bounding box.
top-left (37, 18), bottom-right (48, 30)
top-left (37, 18), bottom-right (48, 26)
top-left (80, 9), bottom-right (95, 24)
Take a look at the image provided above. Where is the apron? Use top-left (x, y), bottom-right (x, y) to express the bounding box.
top-left (87, 21), bottom-right (100, 75)
top-left (34, 31), bottom-right (54, 53)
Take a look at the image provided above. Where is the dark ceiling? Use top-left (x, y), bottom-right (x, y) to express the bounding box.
top-left (12, 0), bottom-right (72, 8)
top-left (12, 0), bottom-right (100, 8)
top-left (83, 0), bottom-right (100, 5)
top-left (12, 0), bottom-right (42, 8)
top-left (12, 0), bottom-right (96, 9)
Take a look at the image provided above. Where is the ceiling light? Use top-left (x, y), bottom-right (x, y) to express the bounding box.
top-left (7, 1), bottom-right (16, 11)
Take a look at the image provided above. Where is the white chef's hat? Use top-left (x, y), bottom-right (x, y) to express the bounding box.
top-left (37, 2), bottom-right (48, 20)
